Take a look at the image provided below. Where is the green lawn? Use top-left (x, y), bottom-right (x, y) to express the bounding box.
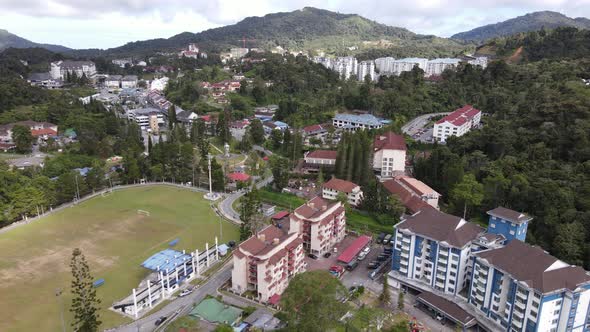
top-left (259, 189), bottom-right (393, 234)
top-left (0, 185), bottom-right (239, 332)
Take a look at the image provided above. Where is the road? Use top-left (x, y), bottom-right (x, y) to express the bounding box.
top-left (216, 144), bottom-right (274, 224)
top-left (113, 263), bottom-right (233, 332)
top-left (401, 112), bottom-right (450, 137)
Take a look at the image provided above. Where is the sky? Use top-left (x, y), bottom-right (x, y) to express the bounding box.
top-left (0, 0), bottom-right (589, 49)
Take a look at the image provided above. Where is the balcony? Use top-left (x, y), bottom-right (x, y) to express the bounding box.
top-left (439, 250), bottom-right (448, 257)
top-left (516, 291), bottom-right (527, 301)
top-left (402, 237), bottom-right (411, 243)
top-left (401, 251), bottom-right (409, 259)
top-left (514, 299), bottom-right (526, 310)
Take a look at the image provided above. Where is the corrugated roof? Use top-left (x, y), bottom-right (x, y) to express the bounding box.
top-left (436, 105), bottom-right (481, 127)
top-left (337, 235), bottom-right (371, 264)
top-left (305, 150), bottom-right (337, 160)
top-left (141, 249), bottom-right (192, 273)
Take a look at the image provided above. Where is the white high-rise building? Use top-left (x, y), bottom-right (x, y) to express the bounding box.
top-left (357, 60), bottom-right (376, 81)
top-left (392, 58), bottom-right (428, 75)
top-left (425, 58), bottom-right (461, 77)
top-left (50, 60), bottom-right (96, 81)
top-left (375, 57), bottom-right (396, 74)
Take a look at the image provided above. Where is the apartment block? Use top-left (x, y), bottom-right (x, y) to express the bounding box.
top-left (322, 178), bottom-right (363, 206)
top-left (231, 225), bottom-right (306, 303)
top-left (434, 105), bottom-right (482, 143)
top-left (289, 197), bottom-right (346, 256)
top-left (372, 131), bottom-right (407, 177)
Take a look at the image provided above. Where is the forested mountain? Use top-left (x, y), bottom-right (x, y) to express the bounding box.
top-left (0, 29), bottom-right (70, 52)
top-left (90, 7), bottom-right (469, 57)
top-left (475, 27), bottom-right (590, 62)
top-left (452, 11), bottom-right (590, 43)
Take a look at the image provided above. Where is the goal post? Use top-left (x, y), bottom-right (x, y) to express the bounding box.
top-left (137, 209), bottom-right (151, 216)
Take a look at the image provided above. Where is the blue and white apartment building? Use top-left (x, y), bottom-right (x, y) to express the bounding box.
top-left (390, 207), bottom-right (590, 331)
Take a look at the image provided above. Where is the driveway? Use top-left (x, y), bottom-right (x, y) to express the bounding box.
top-left (113, 263), bottom-right (233, 332)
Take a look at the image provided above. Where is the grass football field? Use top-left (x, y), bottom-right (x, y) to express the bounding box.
top-left (0, 185), bottom-right (239, 331)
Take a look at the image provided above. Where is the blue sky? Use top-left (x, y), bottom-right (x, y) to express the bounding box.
top-left (0, 0), bottom-right (588, 49)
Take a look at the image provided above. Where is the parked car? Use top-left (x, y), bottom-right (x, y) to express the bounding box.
top-left (346, 259), bottom-right (359, 271)
top-left (362, 247), bottom-right (371, 255)
top-left (377, 233), bottom-right (386, 243)
top-left (377, 254), bottom-right (388, 262)
top-left (308, 253), bottom-right (318, 260)
top-left (155, 316), bottom-right (167, 326)
top-left (368, 261), bottom-right (380, 269)
top-left (323, 252), bottom-right (332, 258)
top-left (383, 234), bottom-right (392, 244)
top-left (179, 288), bottom-right (193, 297)
top-left (389, 236), bottom-right (395, 245)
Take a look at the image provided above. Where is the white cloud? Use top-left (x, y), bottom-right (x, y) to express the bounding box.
top-left (0, 0), bottom-right (589, 48)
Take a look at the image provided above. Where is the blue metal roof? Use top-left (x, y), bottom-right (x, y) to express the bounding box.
top-left (334, 113), bottom-right (383, 126)
top-left (141, 249), bottom-right (191, 273)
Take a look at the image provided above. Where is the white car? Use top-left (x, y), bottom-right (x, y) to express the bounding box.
top-left (179, 289), bottom-right (193, 297)
top-left (362, 247), bottom-right (371, 255)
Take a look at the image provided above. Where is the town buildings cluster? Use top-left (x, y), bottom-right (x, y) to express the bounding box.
top-left (313, 55), bottom-right (488, 81)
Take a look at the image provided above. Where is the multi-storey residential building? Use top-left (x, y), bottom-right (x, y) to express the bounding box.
top-left (333, 113), bottom-right (384, 131)
top-left (390, 208), bottom-right (485, 296)
top-left (121, 75), bottom-right (138, 89)
top-left (50, 60), bottom-right (96, 81)
top-left (434, 105), bottom-right (482, 142)
top-left (375, 57), bottom-right (396, 74)
top-left (391, 58), bottom-right (428, 75)
top-left (425, 58), bottom-right (461, 77)
top-left (322, 178), bottom-right (364, 206)
top-left (486, 207), bottom-right (532, 242)
top-left (383, 176), bottom-right (441, 213)
top-left (127, 108), bottom-right (165, 129)
top-left (105, 75), bottom-right (122, 88)
top-left (390, 204), bottom-right (590, 332)
top-left (332, 56), bottom-right (358, 80)
top-left (303, 150), bottom-right (337, 173)
top-left (230, 48), bottom-right (249, 59)
top-left (470, 240), bottom-right (590, 332)
top-left (232, 225), bottom-right (306, 303)
top-left (357, 60), bottom-right (376, 81)
top-left (289, 197), bottom-right (346, 256)
top-left (373, 131), bottom-right (407, 177)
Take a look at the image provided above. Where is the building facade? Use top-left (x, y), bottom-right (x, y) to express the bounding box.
top-left (425, 58), bottom-right (461, 77)
top-left (390, 208), bottom-right (485, 297)
top-left (231, 225), bottom-right (306, 303)
top-left (50, 60), bottom-right (97, 81)
top-left (373, 132), bottom-right (407, 177)
top-left (333, 113), bottom-right (384, 131)
top-left (322, 178), bottom-right (364, 206)
top-left (357, 60), bottom-right (376, 81)
top-left (289, 197), bottom-right (346, 256)
top-left (434, 105), bottom-right (482, 142)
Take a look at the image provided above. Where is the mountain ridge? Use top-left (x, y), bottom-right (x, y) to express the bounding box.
top-left (452, 11), bottom-right (590, 43)
top-left (0, 29), bottom-right (71, 53)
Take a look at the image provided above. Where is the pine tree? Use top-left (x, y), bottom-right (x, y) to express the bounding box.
top-left (147, 135), bottom-right (153, 155)
top-left (397, 289), bottom-right (405, 310)
top-left (167, 104), bottom-right (177, 130)
top-left (379, 275), bottom-right (391, 305)
top-left (345, 136), bottom-right (356, 181)
top-left (70, 248), bottom-right (101, 332)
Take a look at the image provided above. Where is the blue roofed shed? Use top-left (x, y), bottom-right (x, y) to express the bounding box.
top-left (141, 249), bottom-right (192, 274)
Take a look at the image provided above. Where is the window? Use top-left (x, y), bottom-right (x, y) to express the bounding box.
top-left (555, 300), bottom-right (562, 306)
top-left (452, 255), bottom-right (459, 262)
top-left (451, 264), bottom-right (458, 269)
top-left (551, 319), bottom-right (558, 324)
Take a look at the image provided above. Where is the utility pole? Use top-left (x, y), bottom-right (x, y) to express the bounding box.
top-left (74, 174), bottom-right (80, 202)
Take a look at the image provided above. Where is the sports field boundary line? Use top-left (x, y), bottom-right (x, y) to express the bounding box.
top-left (0, 182), bottom-right (211, 236)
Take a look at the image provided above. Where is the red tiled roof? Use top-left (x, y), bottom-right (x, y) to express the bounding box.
top-left (238, 225), bottom-right (287, 256)
top-left (294, 196), bottom-right (338, 219)
top-left (31, 128), bottom-right (58, 137)
top-left (396, 176), bottom-right (439, 197)
top-left (323, 178), bottom-right (359, 193)
top-left (436, 105), bottom-right (481, 126)
top-left (303, 124), bottom-right (325, 133)
top-left (382, 179), bottom-right (434, 214)
top-left (272, 211), bottom-right (290, 220)
top-left (337, 235), bottom-right (372, 264)
top-left (228, 172), bottom-right (250, 182)
top-left (373, 132), bottom-right (406, 151)
top-left (305, 150), bottom-right (337, 160)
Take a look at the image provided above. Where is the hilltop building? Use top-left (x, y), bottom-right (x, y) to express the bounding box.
top-left (50, 60), bottom-right (96, 81)
top-left (433, 105), bottom-right (482, 142)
